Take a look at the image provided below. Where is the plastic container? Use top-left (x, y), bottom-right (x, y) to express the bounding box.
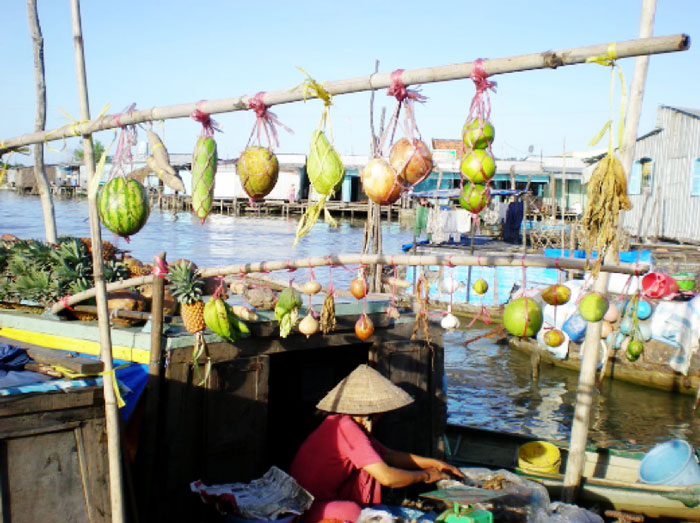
top-left (638, 439), bottom-right (700, 486)
top-left (517, 441), bottom-right (561, 475)
top-left (562, 313), bottom-right (587, 343)
top-left (671, 272), bottom-right (697, 292)
top-left (642, 272), bottom-right (679, 299)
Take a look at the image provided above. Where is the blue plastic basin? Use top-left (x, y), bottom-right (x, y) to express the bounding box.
top-left (639, 439), bottom-right (700, 486)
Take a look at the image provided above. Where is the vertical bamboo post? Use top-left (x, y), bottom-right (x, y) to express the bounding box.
top-left (562, 0), bottom-right (656, 503)
top-left (69, 1), bottom-right (125, 520)
top-left (27, 0), bottom-right (57, 244)
top-left (560, 139), bottom-right (567, 251)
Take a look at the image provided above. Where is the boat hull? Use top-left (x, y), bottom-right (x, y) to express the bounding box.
top-left (444, 424), bottom-right (700, 520)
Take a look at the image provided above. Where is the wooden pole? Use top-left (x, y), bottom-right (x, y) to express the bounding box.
top-left (0, 34), bottom-right (690, 154)
top-left (69, 1), bottom-right (125, 520)
top-left (562, 0), bottom-right (657, 504)
top-left (26, 0), bottom-right (57, 244)
top-left (51, 252), bottom-right (649, 314)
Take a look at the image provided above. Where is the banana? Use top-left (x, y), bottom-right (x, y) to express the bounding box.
top-left (204, 298), bottom-right (235, 341)
top-left (228, 312), bottom-right (250, 337)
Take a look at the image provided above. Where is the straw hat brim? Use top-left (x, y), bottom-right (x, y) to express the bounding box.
top-left (316, 364), bottom-right (414, 415)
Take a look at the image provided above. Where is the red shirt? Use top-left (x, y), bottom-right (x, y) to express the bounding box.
top-left (290, 414), bottom-right (387, 505)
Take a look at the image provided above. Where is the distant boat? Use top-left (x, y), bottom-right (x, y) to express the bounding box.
top-left (444, 423), bottom-right (700, 520)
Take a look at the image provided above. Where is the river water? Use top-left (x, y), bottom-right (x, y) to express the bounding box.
top-left (2, 191), bottom-right (699, 451)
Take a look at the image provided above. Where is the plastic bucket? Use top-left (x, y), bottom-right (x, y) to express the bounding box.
top-left (671, 272), bottom-right (697, 292)
top-left (639, 439), bottom-right (700, 486)
top-left (641, 272), bottom-right (679, 299)
top-left (517, 441), bottom-right (561, 474)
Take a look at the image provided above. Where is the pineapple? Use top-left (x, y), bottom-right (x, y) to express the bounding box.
top-left (167, 261), bottom-right (205, 333)
top-left (80, 237), bottom-right (118, 262)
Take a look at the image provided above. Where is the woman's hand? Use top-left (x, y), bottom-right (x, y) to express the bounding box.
top-left (423, 467), bottom-right (450, 484)
top-left (434, 461), bottom-right (465, 480)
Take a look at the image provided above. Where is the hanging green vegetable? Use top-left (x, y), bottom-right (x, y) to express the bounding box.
top-left (274, 287), bottom-right (302, 338)
top-left (190, 109), bottom-right (221, 223)
top-left (294, 69), bottom-right (344, 247)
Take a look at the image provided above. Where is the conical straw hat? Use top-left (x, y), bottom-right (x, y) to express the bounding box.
top-left (316, 364), bottom-right (414, 415)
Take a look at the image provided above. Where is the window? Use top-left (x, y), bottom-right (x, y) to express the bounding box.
top-left (692, 158), bottom-right (700, 197)
top-left (629, 161), bottom-right (642, 195)
top-left (641, 158), bottom-right (654, 194)
top-left (629, 158), bottom-right (654, 195)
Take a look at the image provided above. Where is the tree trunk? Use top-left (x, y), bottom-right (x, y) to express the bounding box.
top-left (26, 0), bottom-right (57, 243)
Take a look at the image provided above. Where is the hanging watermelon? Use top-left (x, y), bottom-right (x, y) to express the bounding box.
top-left (237, 146), bottom-right (279, 200)
top-left (98, 176), bottom-right (150, 237)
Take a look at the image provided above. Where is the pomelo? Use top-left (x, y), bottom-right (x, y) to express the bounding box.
top-left (458, 183), bottom-right (490, 214)
top-left (460, 149), bottom-right (496, 183)
top-left (578, 292), bottom-right (609, 322)
top-left (472, 279), bottom-right (489, 295)
top-left (462, 118), bottom-right (495, 150)
top-left (503, 297), bottom-right (543, 337)
top-left (543, 329), bottom-right (565, 347)
top-left (626, 339), bottom-right (644, 361)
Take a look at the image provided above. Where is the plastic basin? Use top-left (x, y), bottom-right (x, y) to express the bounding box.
top-left (517, 441), bottom-right (561, 475)
top-left (639, 439), bottom-right (700, 486)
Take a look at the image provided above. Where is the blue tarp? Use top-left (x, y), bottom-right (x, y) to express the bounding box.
top-left (544, 248), bottom-right (653, 264)
top-left (0, 344), bottom-right (148, 421)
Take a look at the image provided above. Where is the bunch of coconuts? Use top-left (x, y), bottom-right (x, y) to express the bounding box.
top-left (459, 119), bottom-right (496, 214)
top-left (360, 138), bottom-right (433, 205)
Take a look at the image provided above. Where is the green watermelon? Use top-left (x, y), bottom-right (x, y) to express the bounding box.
top-left (98, 177), bottom-right (150, 237)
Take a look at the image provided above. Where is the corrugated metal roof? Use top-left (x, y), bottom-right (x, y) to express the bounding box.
top-left (660, 105), bottom-right (700, 119)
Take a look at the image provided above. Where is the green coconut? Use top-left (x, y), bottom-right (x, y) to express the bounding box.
top-left (578, 292), bottom-right (609, 322)
top-left (458, 183), bottom-right (490, 213)
top-left (237, 146), bottom-right (279, 200)
top-left (460, 149), bottom-right (496, 184)
top-left (503, 297), bottom-right (543, 337)
top-left (462, 119), bottom-right (495, 150)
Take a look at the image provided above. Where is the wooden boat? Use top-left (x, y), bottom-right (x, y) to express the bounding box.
top-left (510, 336), bottom-right (700, 396)
top-left (444, 423), bottom-right (700, 520)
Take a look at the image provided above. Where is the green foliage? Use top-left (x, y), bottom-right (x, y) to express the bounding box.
top-left (167, 261), bottom-right (203, 305)
top-left (104, 260), bottom-right (129, 284)
top-left (274, 287), bottom-right (302, 338)
top-left (73, 140), bottom-right (108, 163)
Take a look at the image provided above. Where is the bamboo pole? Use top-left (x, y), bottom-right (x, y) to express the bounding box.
top-left (50, 252), bottom-right (649, 314)
top-left (27, 0), bottom-right (57, 244)
top-left (0, 34), bottom-right (690, 154)
top-left (69, 1), bottom-right (125, 521)
top-left (561, 0), bottom-right (657, 504)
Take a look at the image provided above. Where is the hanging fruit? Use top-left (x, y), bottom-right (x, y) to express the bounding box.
top-left (503, 297), bottom-right (543, 337)
top-left (473, 279), bottom-right (489, 295)
top-left (320, 292), bottom-right (336, 334)
top-left (440, 276), bottom-right (460, 294)
top-left (350, 274), bottom-right (368, 300)
top-left (459, 183), bottom-right (490, 214)
top-left (626, 339), bottom-right (644, 361)
top-left (460, 149), bottom-right (496, 184)
top-left (301, 280), bottom-right (322, 295)
top-left (386, 305), bottom-right (401, 320)
top-left (191, 136), bottom-right (218, 221)
top-left (462, 118), bottom-right (495, 150)
top-left (299, 312), bottom-right (319, 339)
top-left (361, 158), bottom-right (402, 205)
top-left (237, 146), bottom-right (279, 200)
top-left (274, 287), bottom-right (302, 338)
top-left (543, 329), bottom-right (566, 348)
top-left (389, 138), bottom-right (433, 185)
top-left (355, 313), bottom-right (374, 340)
top-left (603, 302), bottom-right (619, 322)
top-left (578, 292), bottom-right (609, 322)
top-left (98, 176), bottom-right (150, 237)
top-left (541, 284), bottom-right (571, 306)
top-left (441, 312), bottom-right (460, 331)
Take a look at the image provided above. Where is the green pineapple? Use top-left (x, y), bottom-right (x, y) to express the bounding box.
top-left (52, 237), bottom-right (93, 294)
top-left (167, 261), bottom-right (205, 333)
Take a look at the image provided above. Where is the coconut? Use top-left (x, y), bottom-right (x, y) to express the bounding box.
top-left (578, 292), bottom-right (609, 322)
top-left (460, 149), bottom-right (496, 183)
top-left (503, 297), bottom-right (543, 337)
top-left (389, 138), bottom-right (433, 186)
top-left (458, 183), bottom-right (490, 214)
top-left (361, 158), bottom-right (402, 205)
top-left (462, 118), bottom-right (495, 150)
top-left (237, 146), bottom-right (280, 200)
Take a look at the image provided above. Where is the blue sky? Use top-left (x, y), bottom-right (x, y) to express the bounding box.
top-left (2, 0), bottom-right (698, 164)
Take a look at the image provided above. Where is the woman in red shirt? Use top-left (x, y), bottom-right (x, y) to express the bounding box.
top-left (289, 364), bottom-right (463, 523)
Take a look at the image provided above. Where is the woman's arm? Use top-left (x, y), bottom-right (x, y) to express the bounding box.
top-left (382, 448), bottom-right (464, 479)
top-left (363, 461), bottom-right (448, 489)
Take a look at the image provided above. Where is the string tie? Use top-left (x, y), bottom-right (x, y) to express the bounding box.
top-left (246, 92), bottom-right (293, 150)
top-left (152, 256), bottom-right (168, 278)
top-left (468, 59), bottom-right (497, 121)
top-left (387, 69), bottom-right (428, 104)
top-left (190, 102), bottom-right (222, 138)
top-left (60, 296), bottom-right (75, 312)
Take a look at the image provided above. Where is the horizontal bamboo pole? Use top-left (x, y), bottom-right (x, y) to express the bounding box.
top-left (1, 34), bottom-right (689, 154)
top-left (49, 252), bottom-right (649, 314)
